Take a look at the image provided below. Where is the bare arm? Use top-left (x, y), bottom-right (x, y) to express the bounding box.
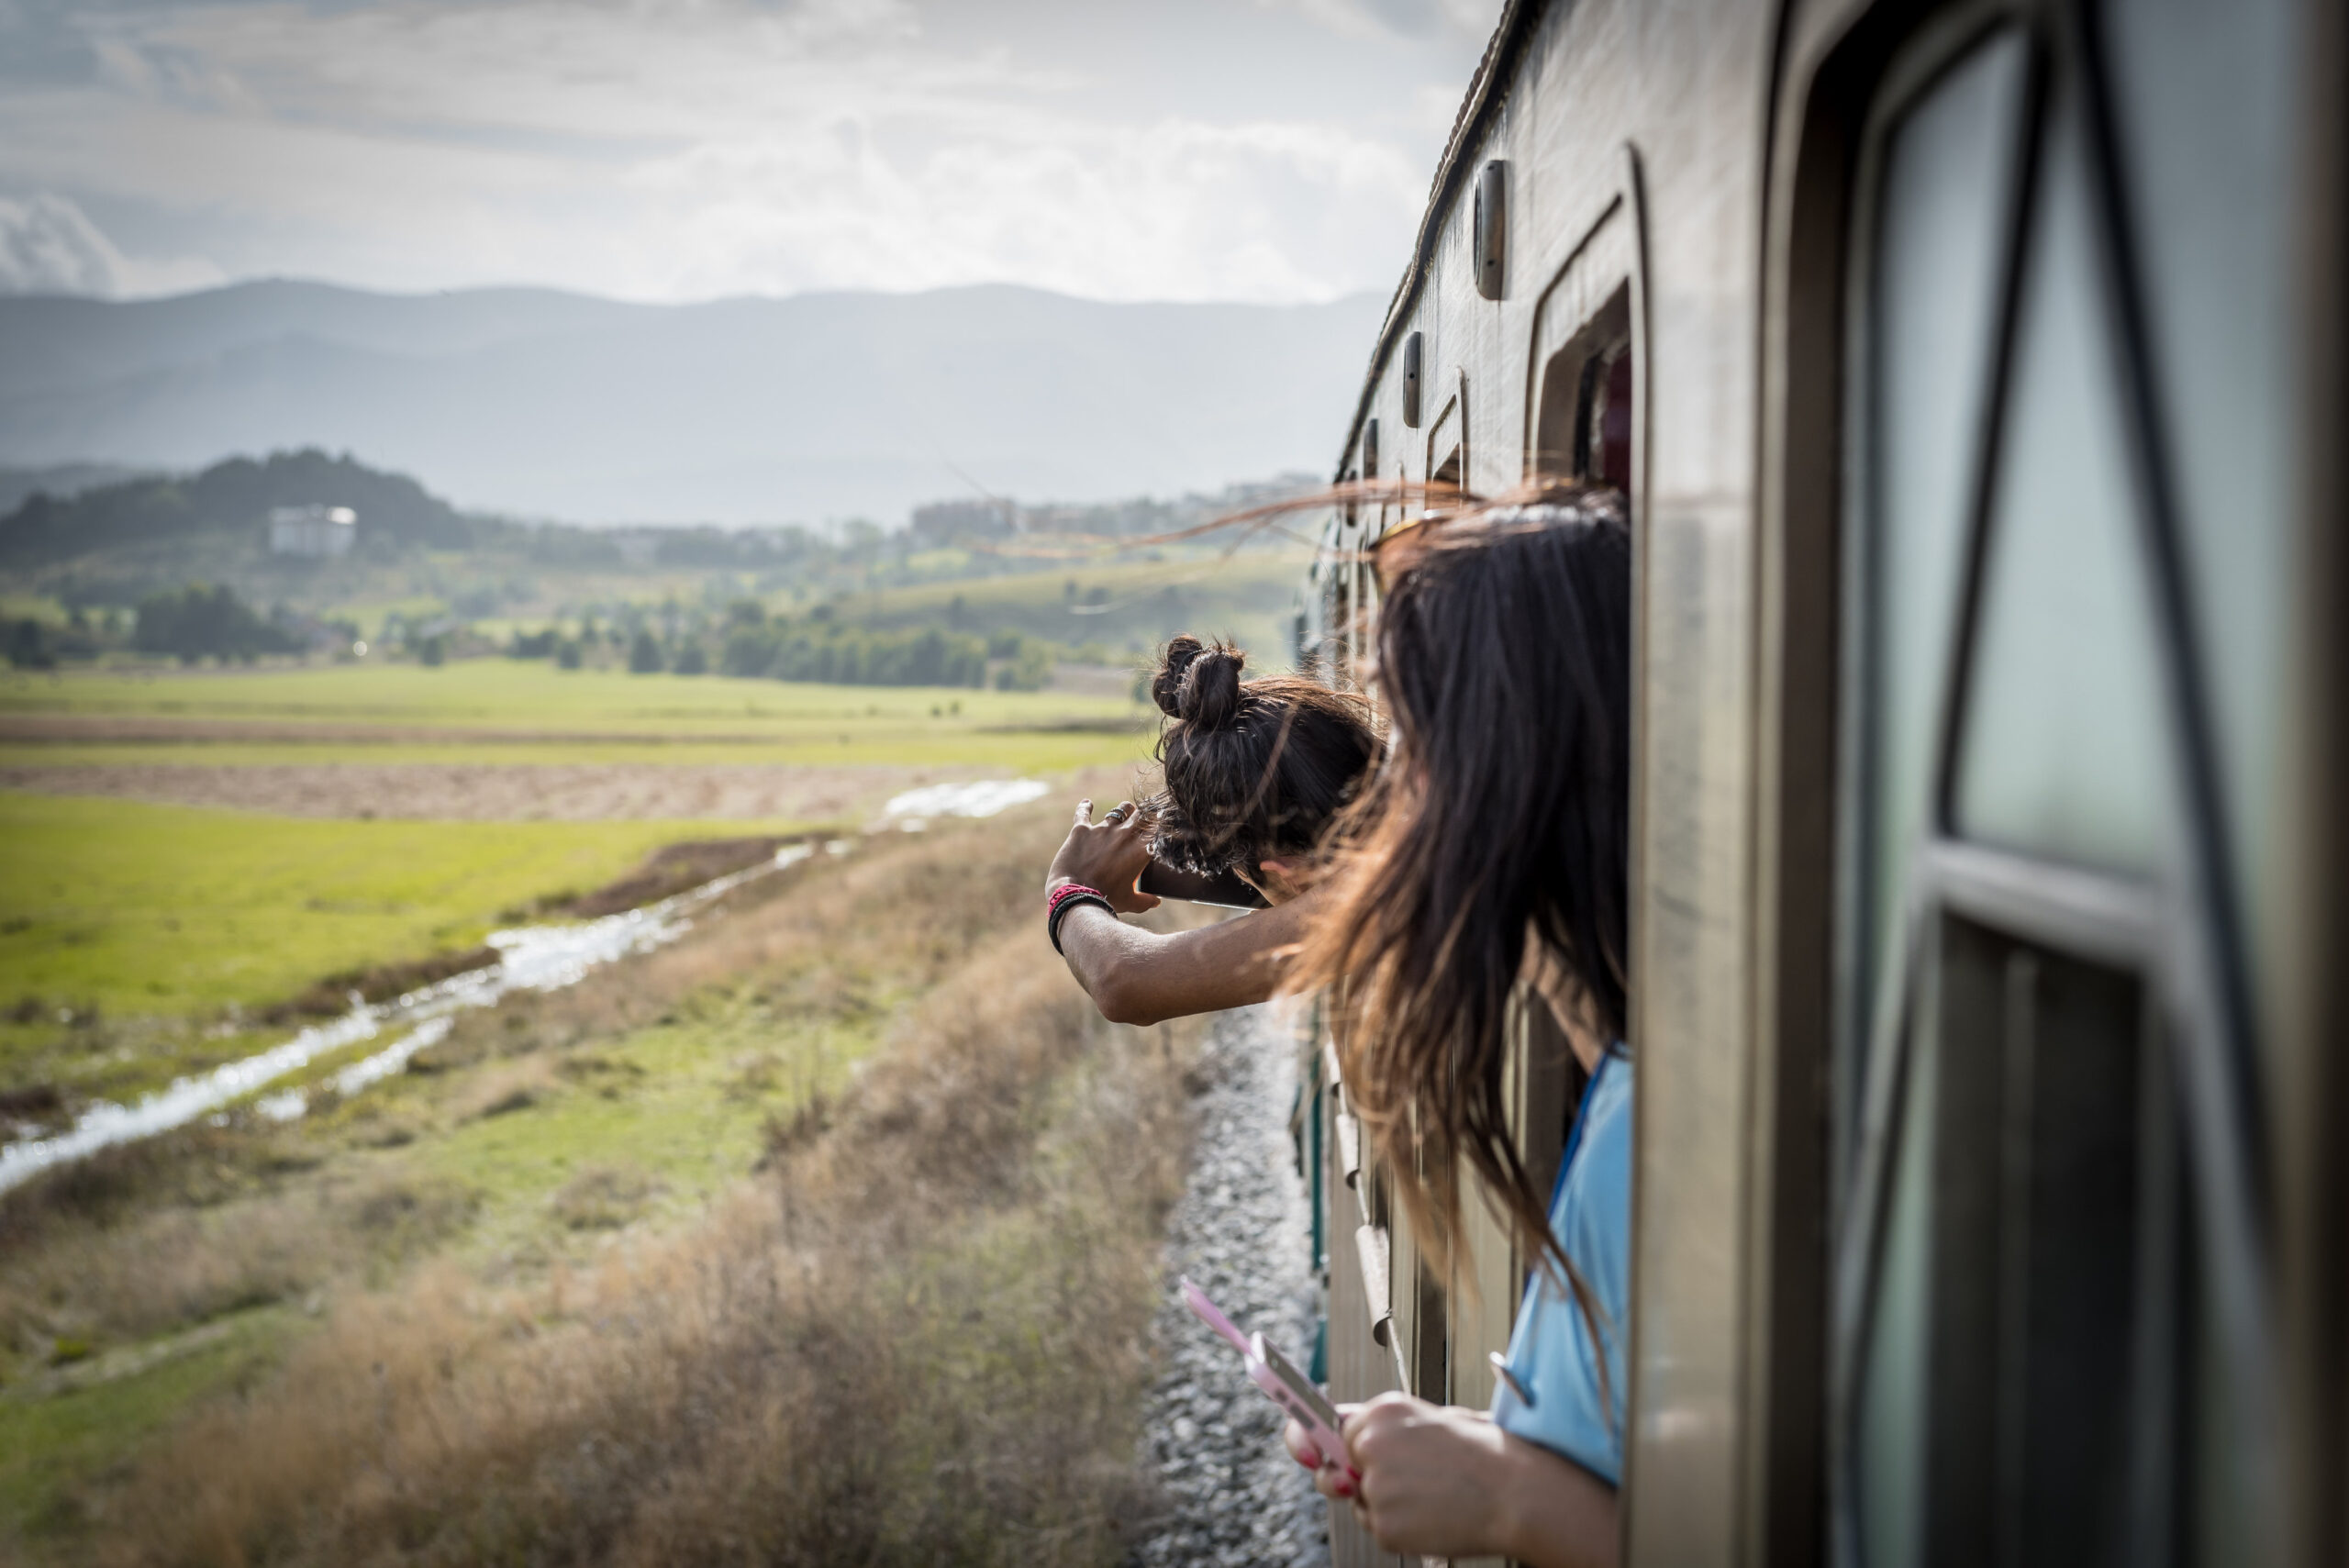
top-left (1056, 896), bottom-right (1312, 1026)
top-left (1044, 796), bottom-right (1312, 1026)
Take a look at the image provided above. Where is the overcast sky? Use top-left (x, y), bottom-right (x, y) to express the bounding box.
top-left (0, 0), bottom-right (1503, 305)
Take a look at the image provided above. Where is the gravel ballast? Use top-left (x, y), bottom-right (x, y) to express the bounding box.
top-left (1127, 1002), bottom-right (1332, 1568)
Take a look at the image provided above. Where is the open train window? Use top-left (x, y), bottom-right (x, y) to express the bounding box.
top-left (1429, 445), bottom-right (1461, 493)
top-left (1532, 284), bottom-right (1633, 499)
top-left (1823, 10), bottom-right (2278, 1564)
top-left (1425, 380), bottom-right (1464, 514)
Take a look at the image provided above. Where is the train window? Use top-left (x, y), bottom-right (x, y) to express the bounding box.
top-left (1426, 384), bottom-right (1464, 512)
top-left (1532, 284), bottom-right (1633, 493)
top-left (1324, 557), bottom-right (1353, 687)
top-left (1828, 9), bottom-right (2276, 1564)
top-left (1950, 105), bottom-right (2167, 876)
top-left (1430, 445), bottom-right (1462, 495)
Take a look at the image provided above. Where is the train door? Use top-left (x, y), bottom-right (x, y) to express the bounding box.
top-left (1755, 0), bottom-right (2332, 1561)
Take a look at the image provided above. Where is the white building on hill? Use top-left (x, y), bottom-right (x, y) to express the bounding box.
top-left (268, 505), bottom-right (356, 558)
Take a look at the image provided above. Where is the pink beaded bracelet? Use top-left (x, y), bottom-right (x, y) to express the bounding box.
top-left (1046, 882), bottom-right (1114, 953)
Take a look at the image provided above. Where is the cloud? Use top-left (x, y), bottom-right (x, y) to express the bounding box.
top-left (0, 191), bottom-right (223, 295)
top-left (0, 0), bottom-right (1500, 303)
top-left (1258, 0), bottom-right (1497, 43)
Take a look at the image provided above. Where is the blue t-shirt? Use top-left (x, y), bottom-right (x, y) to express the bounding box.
top-left (1489, 1051), bottom-right (1632, 1485)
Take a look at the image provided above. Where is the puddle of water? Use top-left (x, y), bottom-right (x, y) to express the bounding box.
top-left (0, 842), bottom-right (819, 1194)
top-left (880, 778), bottom-right (1050, 822)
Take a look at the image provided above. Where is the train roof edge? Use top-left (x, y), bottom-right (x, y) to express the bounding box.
top-left (1331, 0), bottom-right (1549, 484)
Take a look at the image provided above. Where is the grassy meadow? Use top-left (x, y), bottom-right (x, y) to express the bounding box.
top-left (0, 660), bottom-right (1151, 769)
top-left (0, 794), bottom-right (792, 1101)
top-left (0, 645), bottom-right (1214, 1563)
top-left (0, 662), bottom-right (1159, 1103)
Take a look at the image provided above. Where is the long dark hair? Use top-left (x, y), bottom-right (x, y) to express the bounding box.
top-left (1293, 485), bottom-right (1631, 1281)
top-left (1144, 635), bottom-right (1382, 877)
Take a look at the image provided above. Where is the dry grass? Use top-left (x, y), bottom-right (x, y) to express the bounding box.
top-left (447, 1056), bottom-right (561, 1123)
top-left (41, 800), bottom-right (1199, 1566)
top-left (0, 1162), bottom-right (475, 1374)
top-left (548, 1165), bottom-right (662, 1230)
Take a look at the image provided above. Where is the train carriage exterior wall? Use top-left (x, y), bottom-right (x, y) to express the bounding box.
top-left (1297, 0), bottom-right (2344, 1563)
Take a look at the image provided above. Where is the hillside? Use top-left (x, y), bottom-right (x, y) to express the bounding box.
top-left (0, 450), bottom-right (468, 567)
top-left (0, 282), bottom-right (1379, 528)
top-left (838, 553), bottom-right (1305, 668)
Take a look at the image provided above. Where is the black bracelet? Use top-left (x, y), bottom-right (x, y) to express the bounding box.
top-left (1048, 892), bottom-right (1117, 954)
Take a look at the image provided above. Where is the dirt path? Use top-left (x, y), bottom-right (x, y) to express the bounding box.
top-left (0, 762), bottom-right (958, 821)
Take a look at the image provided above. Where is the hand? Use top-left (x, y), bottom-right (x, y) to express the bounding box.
top-left (1282, 1417), bottom-right (1360, 1498)
top-left (1328, 1394), bottom-right (1519, 1558)
top-left (1044, 798), bottom-right (1161, 915)
top-left (1297, 1396), bottom-right (1620, 1568)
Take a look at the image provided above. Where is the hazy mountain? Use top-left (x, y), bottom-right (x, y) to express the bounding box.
top-left (0, 282), bottom-right (1383, 527)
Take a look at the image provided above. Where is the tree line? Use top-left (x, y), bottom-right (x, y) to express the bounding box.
top-left (504, 602), bottom-right (1058, 690)
top-left (6, 584), bottom-right (320, 668)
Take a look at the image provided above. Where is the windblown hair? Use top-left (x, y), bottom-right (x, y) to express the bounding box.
top-left (1143, 636), bottom-right (1382, 878)
top-left (1291, 485), bottom-right (1631, 1283)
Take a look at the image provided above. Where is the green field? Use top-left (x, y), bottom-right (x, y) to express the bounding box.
top-left (0, 794), bottom-right (764, 1024)
top-left (0, 662), bottom-right (1160, 1103)
top-left (0, 661), bottom-right (1155, 770)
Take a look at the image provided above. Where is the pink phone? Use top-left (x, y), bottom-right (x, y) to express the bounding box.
top-left (1180, 1276), bottom-right (1358, 1481)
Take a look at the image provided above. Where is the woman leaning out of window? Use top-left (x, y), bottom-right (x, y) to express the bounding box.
top-left (1044, 633), bottom-right (1380, 1024)
top-left (1286, 486), bottom-right (1633, 1568)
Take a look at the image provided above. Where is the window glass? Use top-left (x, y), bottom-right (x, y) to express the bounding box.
top-left (1853, 29), bottom-right (2027, 1066)
top-left (1855, 1004), bottom-right (1937, 1568)
top-left (1952, 100), bottom-right (2172, 876)
top-left (2101, 0), bottom-right (2299, 973)
top-left (1856, 921), bottom-right (2164, 1563)
top-left (1588, 345), bottom-right (1633, 495)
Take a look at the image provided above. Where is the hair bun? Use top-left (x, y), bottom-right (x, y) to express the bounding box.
top-left (1151, 636), bottom-right (1206, 717)
top-left (1179, 643), bottom-right (1244, 729)
top-left (1150, 636), bottom-right (1247, 728)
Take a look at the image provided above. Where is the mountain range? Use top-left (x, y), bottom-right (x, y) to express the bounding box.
top-left (0, 282), bottom-right (1384, 528)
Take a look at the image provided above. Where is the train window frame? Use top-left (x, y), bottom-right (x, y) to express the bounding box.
top-left (1424, 372), bottom-right (1465, 506)
top-left (1524, 187), bottom-right (1642, 487)
top-left (1777, 4), bottom-right (2280, 1565)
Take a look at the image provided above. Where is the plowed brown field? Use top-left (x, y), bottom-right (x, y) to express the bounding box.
top-left (0, 762), bottom-right (956, 821)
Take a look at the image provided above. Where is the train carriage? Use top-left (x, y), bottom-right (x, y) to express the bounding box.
top-left (1293, 0), bottom-right (2344, 1562)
